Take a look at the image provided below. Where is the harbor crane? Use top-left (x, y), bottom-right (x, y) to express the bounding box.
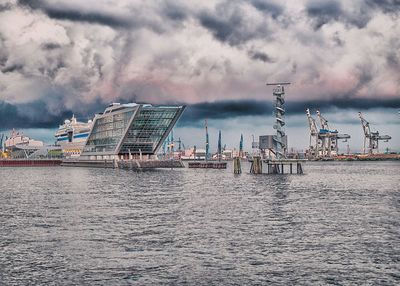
top-left (316, 110), bottom-right (337, 157)
top-left (359, 112), bottom-right (391, 154)
top-left (306, 109), bottom-right (319, 157)
top-left (318, 110), bottom-right (350, 157)
top-left (205, 119), bottom-right (209, 161)
top-left (0, 134), bottom-right (4, 158)
top-left (305, 109), bottom-right (350, 158)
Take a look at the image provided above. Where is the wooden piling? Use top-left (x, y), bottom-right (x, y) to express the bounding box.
top-left (296, 162), bottom-right (303, 174)
top-left (250, 156), bottom-right (262, 174)
top-left (233, 157), bottom-right (242, 174)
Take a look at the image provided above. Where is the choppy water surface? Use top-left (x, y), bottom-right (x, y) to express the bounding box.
top-left (0, 161), bottom-right (399, 285)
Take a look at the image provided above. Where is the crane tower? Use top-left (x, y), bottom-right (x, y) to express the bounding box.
top-left (305, 109), bottom-right (350, 158)
top-left (358, 112), bottom-right (391, 154)
top-left (306, 109), bottom-right (319, 157)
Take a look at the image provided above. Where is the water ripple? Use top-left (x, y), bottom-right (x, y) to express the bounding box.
top-left (0, 161), bottom-right (399, 285)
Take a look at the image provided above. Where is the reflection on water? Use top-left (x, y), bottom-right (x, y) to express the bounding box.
top-left (0, 161), bottom-right (399, 285)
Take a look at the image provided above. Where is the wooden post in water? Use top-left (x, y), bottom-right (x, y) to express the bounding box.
top-left (296, 162), bottom-right (303, 174)
top-left (233, 157), bottom-right (242, 174)
top-left (250, 156), bottom-right (262, 174)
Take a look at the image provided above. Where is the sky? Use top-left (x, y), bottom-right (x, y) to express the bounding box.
top-left (0, 0), bottom-right (399, 152)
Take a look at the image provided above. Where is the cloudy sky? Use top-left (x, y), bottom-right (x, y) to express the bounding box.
top-left (0, 0), bottom-right (399, 152)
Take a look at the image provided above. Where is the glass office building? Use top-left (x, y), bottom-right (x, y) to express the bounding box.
top-left (80, 103), bottom-right (185, 160)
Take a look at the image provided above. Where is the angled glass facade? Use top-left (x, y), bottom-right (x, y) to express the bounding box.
top-left (83, 110), bottom-right (135, 153)
top-left (80, 103), bottom-right (185, 158)
top-left (119, 107), bottom-right (181, 155)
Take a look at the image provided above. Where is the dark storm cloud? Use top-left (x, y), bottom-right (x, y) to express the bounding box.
top-left (1, 96), bottom-right (399, 130)
top-left (17, 0), bottom-right (45, 10)
top-left (366, 0), bottom-right (400, 14)
top-left (0, 99), bottom-right (106, 131)
top-left (248, 50), bottom-right (274, 63)
top-left (45, 8), bottom-right (130, 28)
top-left (198, 2), bottom-right (271, 46)
top-left (250, 0), bottom-right (283, 18)
top-left (162, 2), bottom-right (188, 21)
top-left (18, 0), bottom-right (132, 28)
top-left (386, 50), bottom-right (400, 69)
top-left (0, 96), bottom-right (138, 130)
top-left (0, 100), bottom-right (72, 130)
top-left (41, 43), bottom-right (62, 50)
top-left (199, 11), bottom-right (241, 44)
top-left (332, 31), bottom-right (344, 47)
top-left (286, 97), bottom-right (400, 113)
top-left (178, 98), bottom-right (400, 125)
top-left (0, 2), bottom-right (12, 12)
top-left (1, 64), bottom-right (24, 73)
top-left (306, 0), bottom-right (343, 29)
top-left (306, 0), bottom-right (371, 29)
top-left (17, 0), bottom-right (191, 31)
top-left (0, 35), bottom-right (8, 67)
top-left (182, 100), bottom-right (272, 123)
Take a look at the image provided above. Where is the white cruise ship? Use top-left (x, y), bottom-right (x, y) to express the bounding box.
top-left (55, 115), bottom-right (93, 157)
top-left (5, 129), bottom-right (44, 150)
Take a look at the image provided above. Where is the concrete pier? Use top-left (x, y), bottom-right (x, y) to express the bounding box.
top-left (62, 159), bottom-right (185, 169)
top-left (118, 160), bottom-right (184, 170)
top-left (188, 161), bottom-right (227, 169)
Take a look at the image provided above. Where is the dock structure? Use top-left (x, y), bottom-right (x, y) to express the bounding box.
top-left (62, 159), bottom-right (185, 169)
top-left (188, 161), bottom-right (227, 169)
top-left (118, 160), bottom-right (184, 170)
top-left (248, 158), bottom-right (305, 174)
top-left (264, 159), bottom-right (304, 174)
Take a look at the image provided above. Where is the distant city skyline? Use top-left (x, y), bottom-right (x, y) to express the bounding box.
top-left (0, 0), bottom-right (399, 151)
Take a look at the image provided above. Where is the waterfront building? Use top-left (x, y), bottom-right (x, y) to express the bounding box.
top-left (79, 103), bottom-right (185, 160)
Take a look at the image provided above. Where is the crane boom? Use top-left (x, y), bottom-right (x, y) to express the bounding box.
top-left (306, 109), bottom-right (318, 135)
top-left (316, 110), bottom-right (329, 130)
